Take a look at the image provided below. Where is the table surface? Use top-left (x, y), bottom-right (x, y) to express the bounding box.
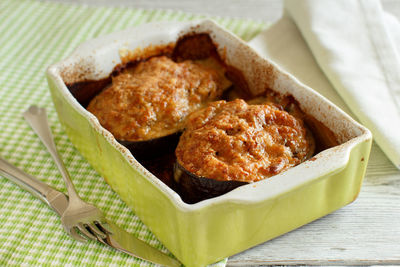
top-left (44, 0), bottom-right (400, 265)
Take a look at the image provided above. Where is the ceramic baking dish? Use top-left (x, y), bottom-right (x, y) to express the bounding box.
top-left (46, 19), bottom-right (372, 267)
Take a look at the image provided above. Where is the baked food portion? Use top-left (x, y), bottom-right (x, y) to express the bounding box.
top-left (175, 99), bottom-right (314, 182)
top-left (87, 55), bottom-right (231, 141)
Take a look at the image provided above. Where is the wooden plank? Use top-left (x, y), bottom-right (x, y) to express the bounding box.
top-left (43, 0), bottom-right (283, 21)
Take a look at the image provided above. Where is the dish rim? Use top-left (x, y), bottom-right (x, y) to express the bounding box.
top-left (46, 19), bottom-right (372, 212)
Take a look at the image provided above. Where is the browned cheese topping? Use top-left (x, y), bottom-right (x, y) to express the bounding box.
top-left (87, 56), bottom-right (231, 141)
top-left (176, 99), bottom-right (314, 182)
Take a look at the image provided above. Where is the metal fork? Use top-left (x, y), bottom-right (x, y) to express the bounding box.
top-left (23, 105), bottom-right (109, 242)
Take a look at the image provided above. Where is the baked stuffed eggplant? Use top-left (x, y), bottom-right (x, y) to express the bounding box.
top-left (174, 99), bottom-right (315, 202)
top-left (86, 54), bottom-right (231, 159)
top-left (64, 33), bottom-right (231, 159)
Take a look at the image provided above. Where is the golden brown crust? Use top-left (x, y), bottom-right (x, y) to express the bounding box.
top-left (175, 99), bottom-right (314, 182)
top-left (87, 56), bottom-right (231, 141)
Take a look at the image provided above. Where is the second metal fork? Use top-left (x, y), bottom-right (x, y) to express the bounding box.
top-left (23, 105), bottom-right (109, 242)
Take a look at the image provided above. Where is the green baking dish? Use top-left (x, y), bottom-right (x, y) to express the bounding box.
top-left (46, 20), bottom-right (372, 267)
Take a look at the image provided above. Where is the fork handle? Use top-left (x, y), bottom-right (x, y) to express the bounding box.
top-left (23, 106), bottom-right (81, 201)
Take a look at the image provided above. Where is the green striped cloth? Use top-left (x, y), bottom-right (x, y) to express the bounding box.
top-left (0, 0), bottom-right (267, 265)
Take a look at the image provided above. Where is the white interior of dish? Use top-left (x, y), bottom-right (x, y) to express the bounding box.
top-left (47, 19), bottom-right (371, 212)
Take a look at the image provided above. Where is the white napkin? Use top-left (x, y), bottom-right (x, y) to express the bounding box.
top-left (249, 0), bottom-right (400, 169)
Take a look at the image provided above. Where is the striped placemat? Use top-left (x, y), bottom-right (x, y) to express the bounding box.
top-left (0, 0), bottom-right (267, 265)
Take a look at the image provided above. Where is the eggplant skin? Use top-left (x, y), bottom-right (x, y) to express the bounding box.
top-left (118, 132), bottom-right (181, 160)
top-left (174, 162), bottom-right (248, 203)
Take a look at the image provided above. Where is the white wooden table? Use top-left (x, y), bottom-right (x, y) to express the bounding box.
top-left (46, 0), bottom-right (400, 265)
